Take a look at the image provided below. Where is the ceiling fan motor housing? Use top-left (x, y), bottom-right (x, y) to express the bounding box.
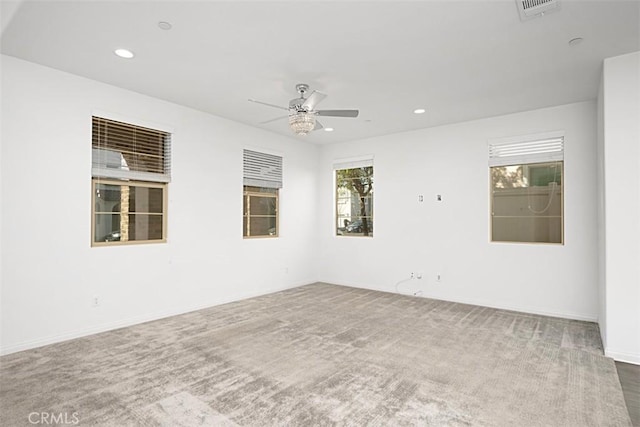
top-left (289, 98), bottom-right (308, 112)
top-left (291, 84), bottom-right (311, 112)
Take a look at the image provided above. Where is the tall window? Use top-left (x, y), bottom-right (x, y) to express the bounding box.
top-left (489, 134), bottom-right (563, 244)
top-left (91, 116), bottom-right (171, 246)
top-left (243, 149), bottom-right (282, 238)
top-left (335, 159), bottom-right (373, 237)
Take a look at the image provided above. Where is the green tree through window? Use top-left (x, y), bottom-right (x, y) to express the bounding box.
top-left (336, 166), bottom-right (373, 237)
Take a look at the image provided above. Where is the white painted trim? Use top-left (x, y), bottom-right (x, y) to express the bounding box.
top-left (0, 280), bottom-right (313, 356)
top-left (605, 349), bottom-right (640, 365)
top-left (321, 281), bottom-right (598, 322)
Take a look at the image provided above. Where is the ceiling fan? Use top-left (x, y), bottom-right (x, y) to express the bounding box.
top-left (248, 84), bottom-right (359, 136)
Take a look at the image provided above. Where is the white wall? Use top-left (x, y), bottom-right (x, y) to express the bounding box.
top-left (596, 76), bottom-right (607, 349)
top-left (0, 56), bottom-right (4, 350)
top-left (318, 102), bottom-right (599, 321)
top-left (600, 51), bottom-right (640, 364)
top-left (0, 55), bottom-right (319, 354)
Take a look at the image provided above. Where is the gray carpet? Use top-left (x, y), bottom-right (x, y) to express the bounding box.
top-left (0, 283), bottom-right (632, 426)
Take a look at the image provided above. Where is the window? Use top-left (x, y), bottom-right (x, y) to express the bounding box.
top-left (243, 149), bottom-right (282, 238)
top-left (243, 186), bottom-right (278, 237)
top-left (489, 134), bottom-right (564, 244)
top-left (93, 180), bottom-right (166, 243)
top-left (335, 158), bottom-right (373, 237)
top-left (91, 116), bottom-right (170, 246)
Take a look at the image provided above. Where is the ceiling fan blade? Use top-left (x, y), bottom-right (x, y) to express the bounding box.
top-left (259, 115), bottom-right (289, 124)
top-left (248, 99), bottom-right (289, 111)
top-left (302, 90), bottom-right (327, 110)
top-left (316, 109), bottom-right (359, 118)
top-left (313, 120), bottom-right (324, 131)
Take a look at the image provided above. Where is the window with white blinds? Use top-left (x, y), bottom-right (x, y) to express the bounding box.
top-left (243, 149), bottom-right (283, 189)
top-left (92, 116), bottom-right (171, 183)
top-left (489, 133), bottom-right (564, 244)
top-left (243, 149), bottom-right (282, 238)
top-left (91, 116), bottom-right (171, 246)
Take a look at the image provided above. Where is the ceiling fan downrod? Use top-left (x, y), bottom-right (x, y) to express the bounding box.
top-left (295, 83), bottom-right (309, 98)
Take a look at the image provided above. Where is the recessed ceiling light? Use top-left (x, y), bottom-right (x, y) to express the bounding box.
top-left (413, 108), bottom-right (426, 114)
top-left (114, 48), bottom-right (134, 59)
top-left (324, 127), bottom-right (334, 132)
top-left (568, 37), bottom-right (583, 46)
top-left (158, 21), bottom-right (172, 30)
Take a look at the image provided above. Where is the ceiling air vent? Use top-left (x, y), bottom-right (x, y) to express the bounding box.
top-left (516, 0), bottom-right (560, 21)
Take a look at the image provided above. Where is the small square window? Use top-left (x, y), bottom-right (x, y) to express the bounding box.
top-left (92, 179), bottom-right (167, 245)
top-left (491, 162), bottom-right (563, 244)
top-left (243, 186), bottom-right (278, 238)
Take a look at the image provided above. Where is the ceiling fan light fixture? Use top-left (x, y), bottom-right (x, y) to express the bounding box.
top-left (289, 112), bottom-right (316, 135)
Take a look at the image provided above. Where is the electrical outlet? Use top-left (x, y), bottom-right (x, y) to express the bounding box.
top-left (92, 296), bottom-right (99, 307)
top-left (410, 272), bottom-right (415, 279)
top-left (418, 195), bottom-right (424, 202)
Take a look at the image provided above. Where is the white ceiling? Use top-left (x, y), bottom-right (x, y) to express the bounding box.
top-left (1, 0), bottom-right (639, 144)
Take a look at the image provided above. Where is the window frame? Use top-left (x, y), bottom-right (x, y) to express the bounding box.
top-left (91, 178), bottom-right (168, 247)
top-left (243, 186), bottom-right (279, 239)
top-left (489, 160), bottom-right (564, 245)
top-left (242, 148), bottom-right (283, 239)
top-left (488, 132), bottom-right (565, 245)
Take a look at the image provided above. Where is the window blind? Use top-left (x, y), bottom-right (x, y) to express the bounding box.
top-left (333, 156), bottom-right (374, 170)
top-left (243, 149), bottom-right (283, 189)
top-left (92, 116), bottom-right (171, 183)
top-left (489, 136), bottom-right (563, 167)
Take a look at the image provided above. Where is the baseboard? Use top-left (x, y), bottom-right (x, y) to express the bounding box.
top-left (0, 280), bottom-right (313, 356)
top-left (320, 280), bottom-right (598, 323)
top-left (606, 349), bottom-right (640, 365)
top-left (437, 294), bottom-right (598, 323)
